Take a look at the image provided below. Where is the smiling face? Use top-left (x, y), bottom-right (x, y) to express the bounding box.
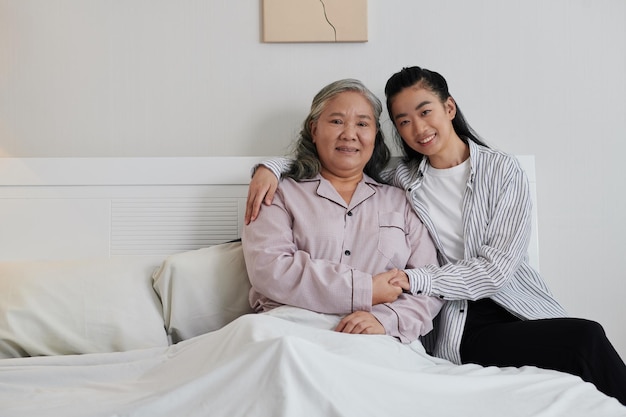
top-left (390, 85), bottom-right (460, 165)
top-left (311, 91), bottom-right (377, 180)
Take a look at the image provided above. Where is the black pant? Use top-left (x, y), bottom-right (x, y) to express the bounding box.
top-left (460, 298), bottom-right (626, 405)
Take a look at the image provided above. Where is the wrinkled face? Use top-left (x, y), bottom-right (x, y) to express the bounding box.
top-left (390, 86), bottom-right (456, 158)
top-left (311, 91), bottom-right (377, 179)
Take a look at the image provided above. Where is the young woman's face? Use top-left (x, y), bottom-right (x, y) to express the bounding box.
top-left (389, 85), bottom-right (457, 158)
top-left (311, 91), bottom-right (377, 179)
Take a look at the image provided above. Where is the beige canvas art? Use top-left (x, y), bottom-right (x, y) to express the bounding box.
top-left (262, 0), bottom-right (368, 43)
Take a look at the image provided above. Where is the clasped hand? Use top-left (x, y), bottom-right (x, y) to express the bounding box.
top-left (372, 268), bottom-right (410, 304)
top-left (334, 269), bottom-right (411, 336)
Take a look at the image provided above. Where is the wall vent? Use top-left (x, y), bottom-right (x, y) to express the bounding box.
top-left (111, 197), bottom-right (240, 255)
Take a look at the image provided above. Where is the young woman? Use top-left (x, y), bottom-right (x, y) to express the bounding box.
top-left (245, 67), bottom-right (626, 404)
top-left (242, 79), bottom-right (443, 343)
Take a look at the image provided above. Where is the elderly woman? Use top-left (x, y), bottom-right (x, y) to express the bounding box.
top-left (242, 79), bottom-right (442, 343)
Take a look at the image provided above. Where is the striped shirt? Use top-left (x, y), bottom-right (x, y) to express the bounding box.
top-left (385, 140), bottom-right (567, 363)
top-left (260, 140), bottom-right (568, 364)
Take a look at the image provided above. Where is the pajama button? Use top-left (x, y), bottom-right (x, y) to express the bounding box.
top-left (344, 250), bottom-right (351, 256)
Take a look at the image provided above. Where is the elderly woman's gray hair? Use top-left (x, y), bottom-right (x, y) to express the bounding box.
top-left (284, 79), bottom-right (390, 182)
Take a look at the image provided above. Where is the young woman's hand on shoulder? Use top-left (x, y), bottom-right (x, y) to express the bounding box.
top-left (245, 166), bottom-right (279, 224)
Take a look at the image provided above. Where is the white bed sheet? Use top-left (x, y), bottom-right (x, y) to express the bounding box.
top-left (0, 308), bottom-right (624, 417)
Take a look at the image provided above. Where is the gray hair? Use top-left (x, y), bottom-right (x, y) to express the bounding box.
top-left (285, 79), bottom-right (390, 182)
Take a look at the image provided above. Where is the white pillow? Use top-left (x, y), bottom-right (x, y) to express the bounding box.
top-left (152, 241), bottom-right (254, 343)
top-left (0, 256), bottom-right (169, 358)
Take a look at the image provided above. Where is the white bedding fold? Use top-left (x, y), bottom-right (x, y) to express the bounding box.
top-left (0, 308), bottom-right (623, 417)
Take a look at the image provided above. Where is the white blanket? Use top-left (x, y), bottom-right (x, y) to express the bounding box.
top-left (0, 307), bottom-right (624, 417)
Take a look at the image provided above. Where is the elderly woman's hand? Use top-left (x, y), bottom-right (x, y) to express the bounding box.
top-left (371, 269), bottom-right (403, 305)
top-left (245, 166), bottom-right (279, 224)
top-left (334, 311), bottom-right (385, 335)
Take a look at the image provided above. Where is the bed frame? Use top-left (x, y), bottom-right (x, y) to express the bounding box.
top-left (0, 156), bottom-right (539, 267)
top-left (0, 157), bottom-right (264, 261)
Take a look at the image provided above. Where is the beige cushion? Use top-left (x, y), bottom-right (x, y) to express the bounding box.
top-left (0, 256), bottom-right (168, 358)
top-left (152, 241), bottom-right (254, 343)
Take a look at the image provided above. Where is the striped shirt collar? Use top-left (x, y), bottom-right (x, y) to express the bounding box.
top-left (415, 139), bottom-right (479, 188)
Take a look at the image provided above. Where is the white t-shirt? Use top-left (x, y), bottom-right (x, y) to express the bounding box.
top-left (420, 158), bottom-right (470, 262)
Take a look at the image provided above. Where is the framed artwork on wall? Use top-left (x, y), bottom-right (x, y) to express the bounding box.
top-left (262, 0), bottom-right (368, 43)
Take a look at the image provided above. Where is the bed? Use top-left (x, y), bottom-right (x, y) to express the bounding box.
top-left (0, 156), bottom-right (624, 417)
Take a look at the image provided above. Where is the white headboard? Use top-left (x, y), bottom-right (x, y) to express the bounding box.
top-left (0, 156), bottom-right (539, 268)
top-left (0, 157), bottom-right (264, 261)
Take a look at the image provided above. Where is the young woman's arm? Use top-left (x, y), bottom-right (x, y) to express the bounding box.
top-left (245, 158), bottom-right (290, 224)
top-left (406, 159), bottom-right (533, 301)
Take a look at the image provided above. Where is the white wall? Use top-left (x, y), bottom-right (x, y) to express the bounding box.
top-left (1, 0), bottom-right (625, 360)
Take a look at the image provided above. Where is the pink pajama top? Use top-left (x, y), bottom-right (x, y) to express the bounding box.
top-left (242, 173), bottom-right (443, 343)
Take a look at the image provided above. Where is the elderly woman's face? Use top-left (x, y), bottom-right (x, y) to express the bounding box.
top-left (311, 91), bottom-right (377, 179)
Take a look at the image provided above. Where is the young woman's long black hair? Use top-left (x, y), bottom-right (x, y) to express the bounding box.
top-left (384, 66), bottom-right (488, 164)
